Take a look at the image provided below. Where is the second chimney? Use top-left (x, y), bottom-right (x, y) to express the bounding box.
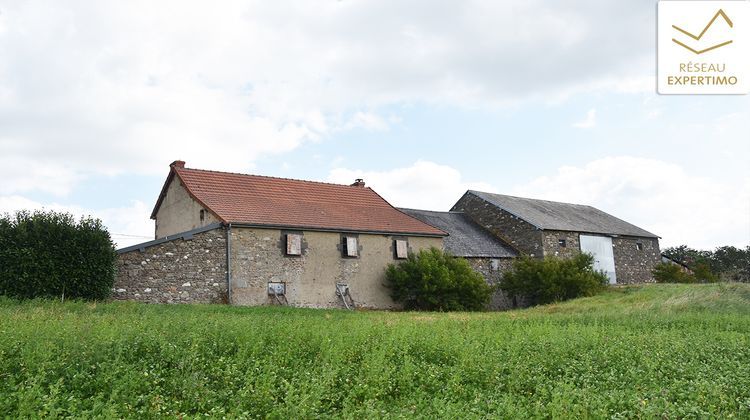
top-left (350, 178), bottom-right (365, 187)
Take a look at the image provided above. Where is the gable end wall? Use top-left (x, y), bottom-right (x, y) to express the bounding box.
top-left (452, 194), bottom-right (543, 257)
top-left (155, 177), bottom-right (219, 238)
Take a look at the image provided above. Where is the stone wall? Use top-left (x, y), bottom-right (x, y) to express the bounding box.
top-left (452, 193), bottom-right (543, 257)
top-left (613, 236), bottom-right (661, 284)
top-left (542, 231), bottom-right (660, 284)
top-left (114, 228), bottom-right (228, 303)
top-left (229, 227), bottom-right (443, 308)
top-left (466, 257), bottom-right (517, 310)
top-left (542, 230), bottom-right (581, 258)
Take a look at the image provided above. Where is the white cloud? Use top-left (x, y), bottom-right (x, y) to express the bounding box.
top-left (0, 156), bottom-right (80, 196)
top-left (0, 0), bottom-right (658, 195)
top-left (341, 112), bottom-right (390, 131)
top-left (327, 160), bottom-right (495, 210)
top-left (572, 108), bottom-right (597, 128)
top-left (0, 195), bottom-right (153, 248)
top-left (513, 156), bottom-right (750, 248)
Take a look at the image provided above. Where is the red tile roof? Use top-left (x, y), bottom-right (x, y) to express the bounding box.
top-left (151, 162), bottom-right (446, 236)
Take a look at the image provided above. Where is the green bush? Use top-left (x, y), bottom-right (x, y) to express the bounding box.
top-left (652, 262), bottom-right (697, 284)
top-left (385, 247), bottom-right (493, 311)
top-left (692, 262), bottom-right (719, 283)
top-left (500, 253), bottom-right (608, 306)
top-left (0, 210), bottom-right (117, 300)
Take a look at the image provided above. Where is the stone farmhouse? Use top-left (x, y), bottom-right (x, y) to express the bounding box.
top-left (115, 161), bottom-right (446, 308)
top-left (115, 161), bottom-right (661, 308)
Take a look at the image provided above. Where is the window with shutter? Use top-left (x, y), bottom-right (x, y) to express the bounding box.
top-left (345, 236), bottom-right (358, 257)
top-left (395, 239), bottom-right (408, 259)
top-left (286, 234), bottom-right (302, 256)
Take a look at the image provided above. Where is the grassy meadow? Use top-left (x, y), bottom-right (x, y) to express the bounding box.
top-left (1, 283), bottom-right (749, 418)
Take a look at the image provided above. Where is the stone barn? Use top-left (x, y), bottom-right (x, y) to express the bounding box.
top-left (399, 208), bottom-right (519, 309)
top-left (115, 161), bottom-right (446, 308)
top-left (451, 190), bottom-right (661, 284)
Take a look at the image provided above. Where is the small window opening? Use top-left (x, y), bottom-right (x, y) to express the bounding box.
top-left (286, 234), bottom-right (302, 256)
top-left (636, 242), bottom-right (643, 251)
top-left (199, 209), bottom-right (205, 222)
top-left (343, 236), bottom-right (359, 257)
top-left (395, 239), bottom-right (408, 259)
top-left (558, 239), bottom-right (567, 247)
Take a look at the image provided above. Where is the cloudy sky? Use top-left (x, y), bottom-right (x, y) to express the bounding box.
top-left (1, 0), bottom-right (748, 249)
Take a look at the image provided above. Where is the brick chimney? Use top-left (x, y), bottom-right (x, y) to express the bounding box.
top-left (350, 178), bottom-right (365, 187)
top-left (171, 160), bottom-right (186, 169)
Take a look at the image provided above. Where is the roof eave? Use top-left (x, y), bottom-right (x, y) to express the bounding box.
top-left (227, 221), bottom-right (447, 237)
top-left (117, 222), bottom-right (224, 254)
top-left (539, 228), bottom-right (660, 239)
top-left (149, 168), bottom-right (176, 220)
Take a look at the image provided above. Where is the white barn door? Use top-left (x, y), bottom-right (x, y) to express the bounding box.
top-left (579, 235), bottom-right (617, 284)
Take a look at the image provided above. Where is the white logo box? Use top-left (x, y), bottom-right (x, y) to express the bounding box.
top-left (658, 1), bottom-right (749, 94)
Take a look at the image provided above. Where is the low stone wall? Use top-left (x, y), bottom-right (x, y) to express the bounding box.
top-left (466, 257), bottom-right (519, 310)
top-left (114, 228), bottom-right (228, 304)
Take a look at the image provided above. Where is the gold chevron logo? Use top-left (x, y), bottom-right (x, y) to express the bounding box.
top-left (672, 9), bottom-right (733, 54)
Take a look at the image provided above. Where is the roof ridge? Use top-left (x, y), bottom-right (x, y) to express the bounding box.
top-left (469, 190), bottom-right (592, 207)
top-left (398, 207), bottom-right (466, 214)
top-left (177, 166), bottom-right (363, 189)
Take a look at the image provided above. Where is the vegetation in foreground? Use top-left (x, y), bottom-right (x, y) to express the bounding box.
top-left (385, 247), bottom-right (493, 311)
top-left (1, 283), bottom-right (749, 418)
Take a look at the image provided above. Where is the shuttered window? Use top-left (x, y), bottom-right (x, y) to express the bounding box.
top-left (395, 239), bottom-right (408, 259)
top-left (286, 234), bottom-right (302, 256)
top-left (343, 236), bottom-right (359, 257)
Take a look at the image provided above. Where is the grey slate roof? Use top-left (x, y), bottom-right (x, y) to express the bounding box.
top-left (399, 208), bottom-right (518, 258)
top-left (465, 191), bottom-right (659, 238)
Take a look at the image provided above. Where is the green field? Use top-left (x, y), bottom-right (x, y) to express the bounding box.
top-left (1, 284), bottom-right (749, 418)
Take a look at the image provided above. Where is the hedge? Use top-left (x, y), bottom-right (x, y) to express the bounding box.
top-left (0, 210), bottom-right (117, 300)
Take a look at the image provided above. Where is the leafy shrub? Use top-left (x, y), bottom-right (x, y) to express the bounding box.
top-left (692, 262), bottom-right (719, 283)
top-left (652, 262), bottom-right (697, 284)
top-left (654, 262), bottom-right (724, 284)
top-left (0, 210), bottom-right (117, 300)
top-left (385, 247), bottom-right (493, 311)
top-left (499, 253), bottom-right (608, 306)
top-left (662, 244), bottom-right (749, 282)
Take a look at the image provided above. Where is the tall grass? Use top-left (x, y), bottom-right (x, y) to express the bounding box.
top-left (1, 283), bottom-right (749, 418)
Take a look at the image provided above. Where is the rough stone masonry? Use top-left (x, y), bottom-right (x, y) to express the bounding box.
top-left (114, 228), bottom-right (228, 304)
